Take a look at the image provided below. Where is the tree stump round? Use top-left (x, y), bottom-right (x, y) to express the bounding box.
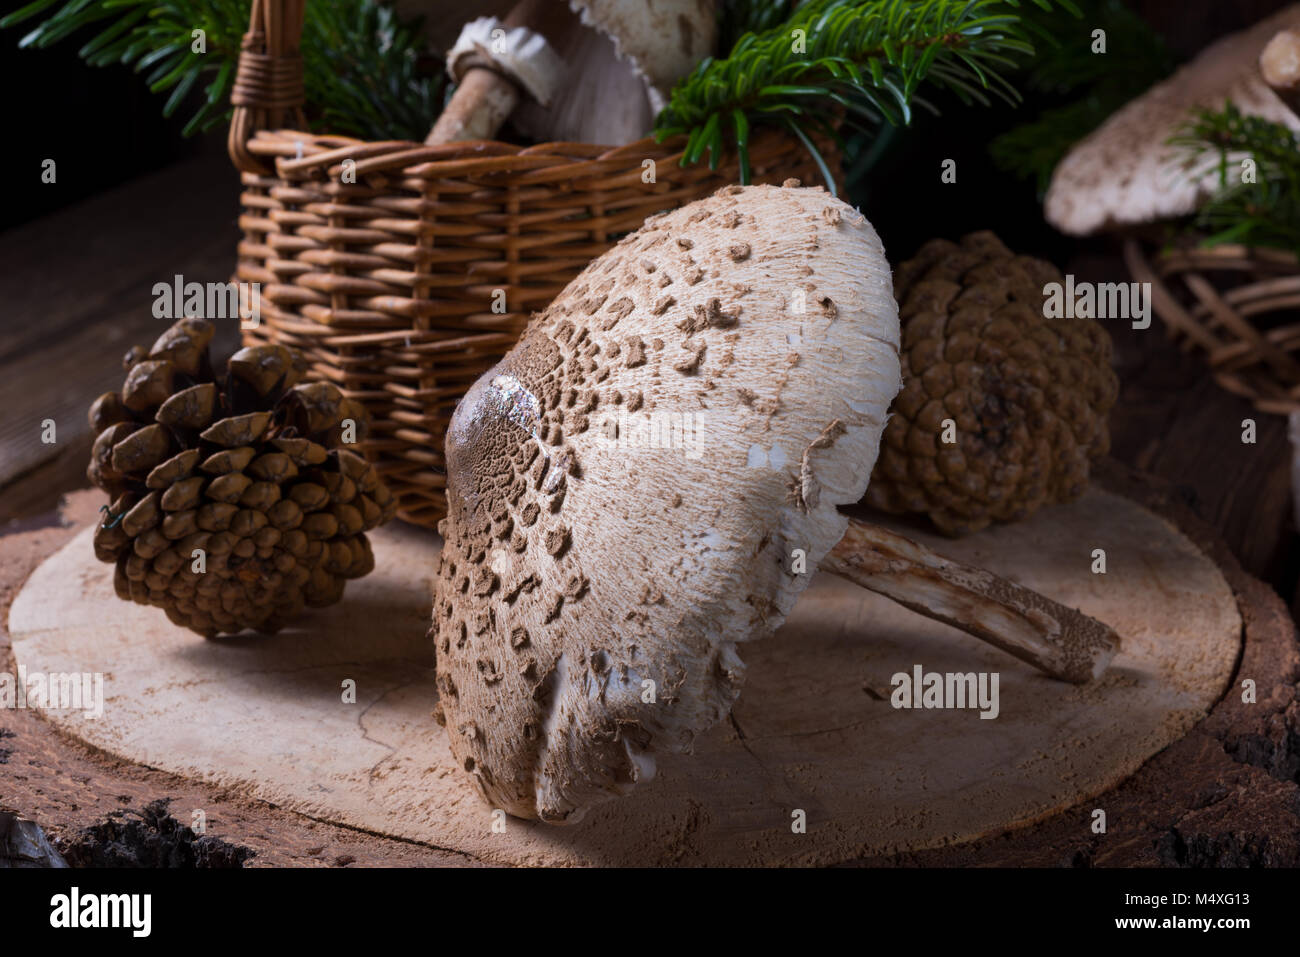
top-left (1, 461), bottom-right (1296, 866)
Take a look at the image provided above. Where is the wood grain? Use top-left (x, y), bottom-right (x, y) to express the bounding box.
top-left (2, 469), bottom-right (1294, 866)
top-left (0, 491), bottom-right (475, 867)
top-left (0, 152), bottom-right (241, 522)
top-left (1069, 250), bottom-right (1300, 597)
top-left (5, 483), bottom-right (1242, 865)
top-left (854, 460), bottom-right (1300, 867)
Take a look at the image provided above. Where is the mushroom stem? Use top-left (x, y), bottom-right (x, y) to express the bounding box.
top-left (426, 0), bottom-right (569, 146)
top-left (1260, 29), bottom-right (1300, 116)
top-left (427, 67), bottom-right (521, 144)
top-left (824, 520), bottom-right (1120, 684)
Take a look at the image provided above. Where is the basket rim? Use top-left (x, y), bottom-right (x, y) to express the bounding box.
top-left (243, 126), bottom-right (818, 182)
top-left (1123, 237), bottom-right (1300, 415)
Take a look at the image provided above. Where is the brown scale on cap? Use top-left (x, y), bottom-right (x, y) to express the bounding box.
top-left (434, 186), bottom-right (1123, 825)
top-left (433, 183), bottom-right (902, 822)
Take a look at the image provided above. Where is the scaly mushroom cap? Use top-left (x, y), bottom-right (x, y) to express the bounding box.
top-left (431, 183), bottom-right (901, 822)
top-left (1045, 4), bottom-right (1300, 235)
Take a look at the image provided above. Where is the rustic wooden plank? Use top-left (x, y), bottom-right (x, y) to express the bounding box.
top-left (0, 302), bottom-right (241, 492)
top-left (0, 151), bottom-right (241, 366)
top-left (0, 150), bottom-right (243, 508)
top-left (0, 434), bottom-right (91, 527)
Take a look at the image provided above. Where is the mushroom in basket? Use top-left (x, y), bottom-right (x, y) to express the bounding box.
top-left (422, 0), bottom-right (715, 145)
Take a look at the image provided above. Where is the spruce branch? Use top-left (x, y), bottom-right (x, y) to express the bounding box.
top-left (1, 0), bottom-right (445, 141)
top-left (1169, 103), bottom-right (1300, 254)
top-left (301, 0), bottom-right (445, 141)
top-left (656, 0), bottom-right (1072, 192)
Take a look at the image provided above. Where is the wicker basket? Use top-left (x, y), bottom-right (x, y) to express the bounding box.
top-left (227, 0), bottom-right (837, 529)
top-left (1123, 239), bottom-right (1300, 414)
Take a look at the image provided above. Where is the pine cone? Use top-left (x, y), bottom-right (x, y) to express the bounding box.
top-left (867, 231), bottom-right (1118, 536)
top-left (87, 318), bottom-right (398, 636)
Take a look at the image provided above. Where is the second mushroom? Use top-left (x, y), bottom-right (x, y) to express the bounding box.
top-left (432, 183), bottom-right (1120, 823)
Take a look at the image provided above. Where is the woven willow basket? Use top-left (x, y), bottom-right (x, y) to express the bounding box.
top-left (228, 0), bottom-right (837, 529)
top-left (1123, 239), bottom-right (1300, 414)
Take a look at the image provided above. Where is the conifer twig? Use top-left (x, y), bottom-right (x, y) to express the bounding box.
top-left (1, 0), bottom-right (445, 141)
top-left (1169, 102), bottom-right (1300, 254)
top-left (656, 0), bottom-right (1070, 191)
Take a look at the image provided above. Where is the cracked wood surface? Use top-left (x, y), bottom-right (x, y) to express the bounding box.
top-left (0, 491), bottom-right (475, 867)
top-left (0, 152), bottom-right (241, 525)
top-left (853, 461), bottom-right (1300, 867)
top-left (3, 477), bottom-right (1247, 865)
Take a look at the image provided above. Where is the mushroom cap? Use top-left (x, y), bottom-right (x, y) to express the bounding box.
top-left (510, 5), bottom-right (657, 145)
top-left (444, 17), bottom-right (565, 107)
top-left (515, 0), bottom-right (718, 141)
top-left (1045, 4), bottom-right (1300, 236)
top-left (1261, 28), bottom-right (1300, 96)
top-left (431, 184), bottom-right (901, 822)
top-left (406, 0), bottom-right (715, 103)
top-left (568, 0), bottom-right (716, 105)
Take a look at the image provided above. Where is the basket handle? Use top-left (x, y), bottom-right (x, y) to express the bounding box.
top-left (228, 0), bottom-right (308, 175)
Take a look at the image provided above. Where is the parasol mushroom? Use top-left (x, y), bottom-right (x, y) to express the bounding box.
top-left (423, 1), bottom-right (563, 144)
top-left (1261, 28), bottom-right (1300, 115)
top-left (431, 182), bottom-right (1121, 823)
top-left (424, 0), bottom-right (715, 146)
top-left (1045, 4), bottom-right (1300, 236)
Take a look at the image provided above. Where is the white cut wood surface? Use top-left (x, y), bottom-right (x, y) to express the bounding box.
top-left (8, 488), bottom-right (1240, 865)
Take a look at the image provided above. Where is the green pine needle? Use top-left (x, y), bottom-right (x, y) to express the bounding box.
top-left (2, 0), bottom-right (445, 142)
top-left (656, 0), bottom-right (1073, 192)
top-left (1169, 103), bottom-right (1300, 255)
top-left (302, 0), bottom-right (445, 141)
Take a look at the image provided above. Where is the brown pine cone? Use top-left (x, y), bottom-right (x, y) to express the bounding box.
top-left (866, 231), bottom-right (1118, 536)
top-left (87, 317), bottom-right (398, 636)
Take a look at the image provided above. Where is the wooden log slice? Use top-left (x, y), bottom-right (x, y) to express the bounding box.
top-left (1, 465), bottom-right (1296, 866)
